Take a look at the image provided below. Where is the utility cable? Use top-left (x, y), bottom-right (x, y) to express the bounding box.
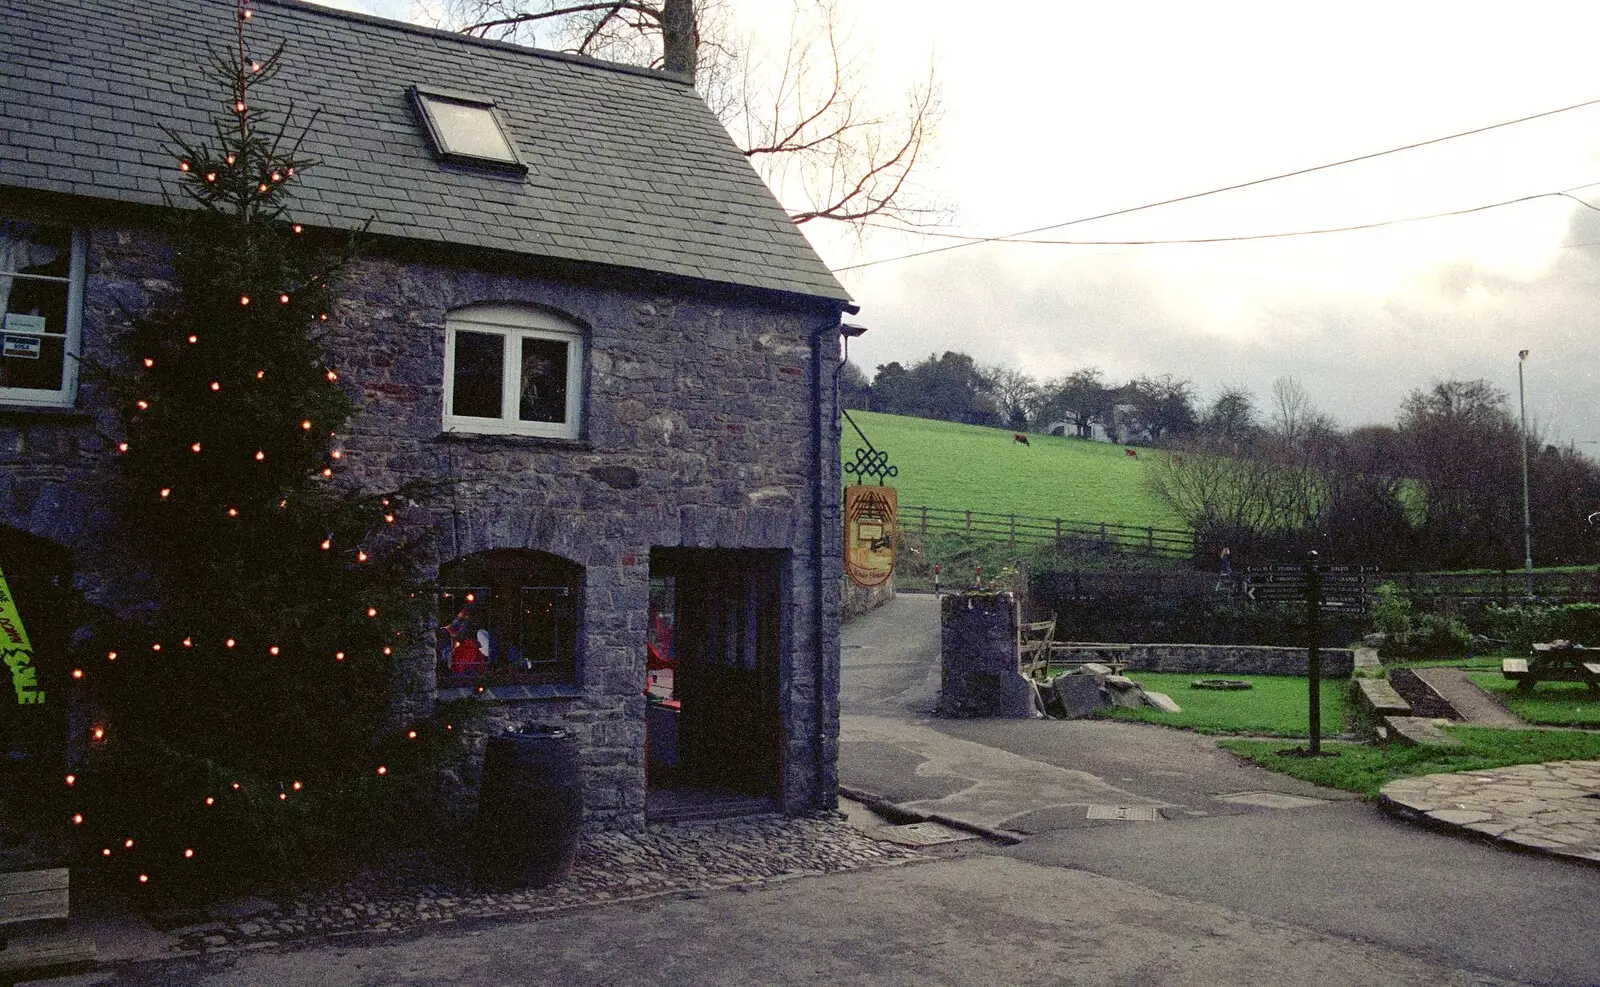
top-left (835, 96), bottom-right (1600, 271)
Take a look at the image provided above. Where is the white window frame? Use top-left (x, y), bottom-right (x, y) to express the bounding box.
top-left (0, 226), bottom-right (86, 409)
top-left (442, 304), bottom-right (585, 440)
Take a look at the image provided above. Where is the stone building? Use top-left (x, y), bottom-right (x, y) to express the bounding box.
top-left (0, 0), bottom-right (853, 829)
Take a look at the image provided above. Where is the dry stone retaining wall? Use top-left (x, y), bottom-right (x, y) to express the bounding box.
top-left (1052, 643), bottom-right (1354, 678)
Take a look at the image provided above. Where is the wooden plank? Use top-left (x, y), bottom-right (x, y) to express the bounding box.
top-left (0, 869), bottom-right (69, 925)
top-left (1501, 658), bottom-right (1530, 679)
top-left (1582, 662), bottom-right (1600, 680)
top-left (0, 928), bottom-right (97, 974)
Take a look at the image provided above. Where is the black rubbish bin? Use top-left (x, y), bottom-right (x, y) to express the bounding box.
top-left (471, 725), bottom-right (583, 887)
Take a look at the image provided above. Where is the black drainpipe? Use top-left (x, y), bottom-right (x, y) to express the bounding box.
top-left (811, 303), bottom-right (853, 810)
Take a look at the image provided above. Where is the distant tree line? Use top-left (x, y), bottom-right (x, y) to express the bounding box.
top-left (840, 353), bottom-right (1600, 571)
top-left (840, 353), bottom-right (1199, 444)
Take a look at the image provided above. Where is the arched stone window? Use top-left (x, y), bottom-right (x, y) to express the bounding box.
top-left (436, 549), bottom-right (582, 688)
top-left (442, 303), bottom-right (585, 440)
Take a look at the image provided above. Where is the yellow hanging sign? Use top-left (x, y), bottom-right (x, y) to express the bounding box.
top-left (0, 564), bottom-right (45, 706)
top-left (843, 485), bottom-right (897, 588)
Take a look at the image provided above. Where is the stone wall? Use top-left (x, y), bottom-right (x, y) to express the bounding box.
top-left (1051, 643), bottom-right (1354, 678)
top-left (842, 573), bottom-right (895, 620)
top-left (0, 217), bottom-right (844, 830)
top-left (939, 591), bottom-right (1034, 718)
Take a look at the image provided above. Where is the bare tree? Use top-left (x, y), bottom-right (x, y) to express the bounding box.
top-left (440, 0), bottom-right (941, 231)
top-left (981, 364), bottom-right (1041, 431)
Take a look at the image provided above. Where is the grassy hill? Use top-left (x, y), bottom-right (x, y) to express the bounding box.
top-left (840, 411), bottom-right (1184, 530)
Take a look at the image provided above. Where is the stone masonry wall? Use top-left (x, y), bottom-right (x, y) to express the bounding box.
top-left (939, 591), bottom-right (1034, 718)
top-left (0, 219), bottom-right (844, 831)
top-left (1051, 643), bottom-right (1354, 678)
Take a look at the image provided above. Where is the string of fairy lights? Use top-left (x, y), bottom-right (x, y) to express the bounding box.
top-left (62, 0), bottom-right (457, 889)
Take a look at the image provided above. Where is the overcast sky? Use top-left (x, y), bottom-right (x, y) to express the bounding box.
top-left (323, 0), bottom-right (1600, 445)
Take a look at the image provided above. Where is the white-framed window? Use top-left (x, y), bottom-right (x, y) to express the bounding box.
top-left (443, 304), bottom-right (585, 439)
top-left (1, 220), bottom-right (85, 408)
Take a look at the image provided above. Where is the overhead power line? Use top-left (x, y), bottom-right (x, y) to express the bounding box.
top-left (859, 188), bottom-right (1600, 247)
top-left (835, 95), bottom-right (1600, 272)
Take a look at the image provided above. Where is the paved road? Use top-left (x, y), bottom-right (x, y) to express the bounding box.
top-left (839, 592), bottom-right (1600, 987)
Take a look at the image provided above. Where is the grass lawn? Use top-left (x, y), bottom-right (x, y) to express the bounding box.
top-left (1089, 672), bottom-right (1345, 737)
top-left (1220, 727), bottom-right (1600, 796)
top-left (1466, 673), bottom-right (1600, 727)
top-left (841, 410), bottom-right (1182, 529)
top-left (1379, 655), bottom-right (1503, 671)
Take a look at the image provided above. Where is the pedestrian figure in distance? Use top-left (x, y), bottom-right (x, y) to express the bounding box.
top-left (1215, 546), bottom-right (1233, 592)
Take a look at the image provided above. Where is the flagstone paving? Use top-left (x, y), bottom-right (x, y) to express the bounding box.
top-left (1380, 759), bottom-right (1600, 865)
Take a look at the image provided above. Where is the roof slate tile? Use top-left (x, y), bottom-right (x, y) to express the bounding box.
top-left (0, 0), bottom-right (847, 303)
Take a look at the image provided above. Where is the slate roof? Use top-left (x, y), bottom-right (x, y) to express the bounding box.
top-left (0, 0), bottom-right (849, 302)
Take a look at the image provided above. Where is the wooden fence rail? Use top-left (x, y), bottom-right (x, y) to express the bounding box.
top-left (900, 503), bottom-right (1196, 560)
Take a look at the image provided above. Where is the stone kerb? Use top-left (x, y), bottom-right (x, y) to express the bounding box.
top-left (1050, 643), bottom-right (1354, 678)
top-left (938, 591), bottom-right (1034, 718)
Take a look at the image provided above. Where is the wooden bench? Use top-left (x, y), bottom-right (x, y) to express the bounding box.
top-left (1503, 644), bottom-right (1600, 693)
top-left (0, 868), bottom-right (69, 929)
top-left (1046, 643), bottom-right (1130, 676)
top-left (0, 868), bottom-right (95, 977)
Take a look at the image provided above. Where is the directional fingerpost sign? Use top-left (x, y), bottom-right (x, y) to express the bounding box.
top-left (1245, 556), bottom-right (1378, 756)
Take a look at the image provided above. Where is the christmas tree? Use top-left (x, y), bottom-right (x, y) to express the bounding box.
top-left (73, 0), bottom-right (454, 898)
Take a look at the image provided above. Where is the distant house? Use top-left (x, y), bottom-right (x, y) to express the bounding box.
top-left (0, 0), bottom-right (854, 828)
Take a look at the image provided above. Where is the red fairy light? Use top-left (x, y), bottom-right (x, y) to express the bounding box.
top-left (231, 782), bottom-right (240, 791)
top-left (182, 637), bottom-right (193, 647)
top-left (210, 381), bottom-right (221, 391)
top-left (136, 400), bottom-right (149, 410)
top-left (106, 651), bottom-right (118, 661)
top-left (204, 172), bottom-right (217, 183)
top-left (191, 443), bottom-right (202, 453)
top-left (124, 839), bottom-right (134, 848)
top-left (366, 607), bottom-right (378, 618)
top-left (178, 160), bottom-right (190, 172)
top-left (225, 638), bottom-right (236, 649)
top-left (138, 874), bottom-right (149, 884)
top-left (72, 813), bottom-right (84, 824)
top-left (227, 507), bottom-right (238, 517)
top-left (292, 781), bottom-right (303, 791)
top-left (185, 848), bottom-right (195, 859)
top-left (255, 450), bottom-right (266, 461)
top-left (278, 792), bottom-right (287, 801)
top-left (159, 488), bottom-right (171, 499)
top-left (269, 645), bottom-right (280, 655)
top-left (326, 370), bottom-right (338, 381)
top-left (382, 646), bottom-right (392, 656)
top-left (357, 551), bottom-right (368, 563)
top-left (64, 774), bottom-right (76, 786)
top-left (235, 100), bottom-right (246, 113)
top-left (335, 651), bottom-right (345, 661)
top-left (151, 642), bottom-right (161, 652)
top-left (92, 726), bottom-right (104, 740)
top-left (188, 334), bottom-right (198, 344)
top-left (143, 358), bottom-right (154, 368)
top-left (239, 295), bottom-right (250, 306)
top-left (258, 183), bottom-right (268, 193)
top-left (226, 154), bottom-right (236, 165)
top-left (205, 796), bottom-right (215, 806)
top-left (102, 848), bottom-right (112, 857)
top-left (407, 730), bottom-right (417, 740)
top-left (320, 539), bottom-right (331, 550)
top-left (301, 420), bottom-right (312, 430)
top-left (72, 668), bottom-right (84, 679)
top-left (292, 224), bottom-right (303, 234)
top-left (117, 442), bottom-right (129, 453)
top-left (279, 293), bottom-right (290, 304)
top-left (270, 171), bottom-right (282, 182)
top-left (376, 765), bottom-right (387, 776)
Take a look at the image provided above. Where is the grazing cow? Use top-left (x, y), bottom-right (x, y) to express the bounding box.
top-left (1125, 448), bottom-right (1138, 458)
top-left (1013, 433), bottom-right (1030, 446)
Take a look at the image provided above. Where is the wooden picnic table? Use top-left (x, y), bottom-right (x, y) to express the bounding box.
top-left (1017, 617), bottom-right (1129, 679)
top-left (1501, 640), bottom-right (1600, 693)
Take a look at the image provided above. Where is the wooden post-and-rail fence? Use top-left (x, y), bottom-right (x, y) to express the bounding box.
top-left (900, 503), bottom-right (1195, 560)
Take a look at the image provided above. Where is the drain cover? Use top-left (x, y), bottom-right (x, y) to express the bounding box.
top-left (878, 821), bottom-right (979, 846)
top-left (1214, 791), bottom-right (1329, 809)
top-left (1085, 805), bottom-right (1160, 821)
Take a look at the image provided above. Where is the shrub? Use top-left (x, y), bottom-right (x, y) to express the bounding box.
top-left (1414, 613), bottom-right (1472, 656)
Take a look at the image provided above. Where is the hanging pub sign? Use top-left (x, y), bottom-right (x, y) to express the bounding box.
top-left (843, 484), bottom-right (897, 587)
top-left (0, 564), bottom-right (44, 706)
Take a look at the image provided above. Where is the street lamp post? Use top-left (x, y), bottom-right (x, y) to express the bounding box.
top-left (1518, 349), bottom-right (1533, 597)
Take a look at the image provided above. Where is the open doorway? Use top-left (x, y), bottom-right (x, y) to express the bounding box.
top-left (645, 549), bottom-right (785, 822)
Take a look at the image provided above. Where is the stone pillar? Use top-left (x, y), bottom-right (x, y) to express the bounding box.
top-left (938, 591), bottom-right (1034, 718)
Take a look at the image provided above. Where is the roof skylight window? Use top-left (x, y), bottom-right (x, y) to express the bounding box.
top-left (410, 86), bottom-right (526, 173)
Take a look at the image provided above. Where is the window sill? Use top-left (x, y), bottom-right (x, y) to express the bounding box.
top-left (438, 683), bottom-right (583, 702)
top-left (436, 431), bottom-right (589, 450)
top-left (0, 403), bottom-right (92, 424)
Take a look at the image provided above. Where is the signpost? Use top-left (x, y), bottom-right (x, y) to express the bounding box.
top-left (1245, 556), bottom-right (1376, 756)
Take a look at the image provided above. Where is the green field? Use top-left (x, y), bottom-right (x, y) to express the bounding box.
top-left (1467, 674), bottom-right (1600, 727)
top-left (1089, 672), bottom-right (1345, 737)
top-left (841, 411), bottom-right (1183, 529)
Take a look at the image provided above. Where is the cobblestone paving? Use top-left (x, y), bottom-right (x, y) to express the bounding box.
top-left (1380, 759), bottom-right (1600, 865)
top-left (166, 815), bottom-right (926, 954)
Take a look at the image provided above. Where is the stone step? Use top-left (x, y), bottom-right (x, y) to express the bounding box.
top-left (1355, 677), bottom-right (1411, 718)
top-left (1382, 715), bottom-right (1461, 747)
